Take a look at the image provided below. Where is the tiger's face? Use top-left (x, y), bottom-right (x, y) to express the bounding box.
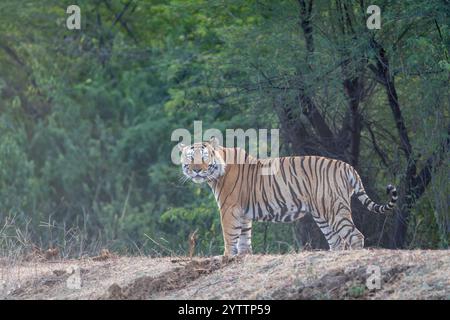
top-left (179, 138), bottom-right (225, 184)
top-left (179, 138), bottom-right (225, 183)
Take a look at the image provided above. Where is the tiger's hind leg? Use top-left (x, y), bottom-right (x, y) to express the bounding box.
top-left (331, 205), bottom-right (364, 250)
top-left (312, 215), bottom-right (344, 251)
top-left (347, 228), bottom-right (364, 249)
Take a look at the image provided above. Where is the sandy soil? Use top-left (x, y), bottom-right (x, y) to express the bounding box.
top-left (1, 249), bottom-right (448, 300)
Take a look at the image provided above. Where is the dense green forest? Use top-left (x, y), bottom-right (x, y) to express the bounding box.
top-left (0, 0), bottom-right (448, 257)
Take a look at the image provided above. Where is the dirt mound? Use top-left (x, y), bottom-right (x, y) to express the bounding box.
top-left (106, 257), bottom-right (235, 299)
top-left (1, 250), bottom-right (448, 300)
top-left (272, 265), bottom-right (411, 299)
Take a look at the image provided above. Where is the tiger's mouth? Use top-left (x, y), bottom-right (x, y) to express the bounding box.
top-left (192, 176), bottom-right (206, 184)
top-left (183, 170), bottom-right (209, 183)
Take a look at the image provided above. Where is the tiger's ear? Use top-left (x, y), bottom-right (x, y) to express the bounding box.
top-left (209, 136), bottom-right (220, 148)
top-left (177, 143), bottom-right (186, 151)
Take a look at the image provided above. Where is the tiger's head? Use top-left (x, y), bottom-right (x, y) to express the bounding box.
top-left (178, 137), bottom-right (226, 184)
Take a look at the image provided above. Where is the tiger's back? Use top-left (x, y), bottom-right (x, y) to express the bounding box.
top-left (245, 156), bottom-right (355, 222)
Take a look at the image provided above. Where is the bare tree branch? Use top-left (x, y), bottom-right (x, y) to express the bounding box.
top-left (366, 122), bottom-right (391, 167)
top-left (103, 0), bottom-right (138, 43)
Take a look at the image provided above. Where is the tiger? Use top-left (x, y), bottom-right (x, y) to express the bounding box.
top-left (178, 137), bottom-right (398, 256)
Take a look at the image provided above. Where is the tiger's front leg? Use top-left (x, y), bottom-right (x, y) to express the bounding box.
top-left (220, 206), bottom-right (242, 256)
top-left (238, 217), bottom-right (252, 255)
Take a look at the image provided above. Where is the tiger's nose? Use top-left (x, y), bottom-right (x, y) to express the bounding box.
top-left (193, 168), bottom-right (202, 173)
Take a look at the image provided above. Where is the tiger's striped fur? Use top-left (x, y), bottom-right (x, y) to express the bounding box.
top-left (179, 138), bottom-right (398, 255)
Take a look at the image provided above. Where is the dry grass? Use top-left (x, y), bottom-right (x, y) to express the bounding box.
top-left (1, 249), bottom-right (448, 300)
top-left (0, 256), bottom-right (176, 299)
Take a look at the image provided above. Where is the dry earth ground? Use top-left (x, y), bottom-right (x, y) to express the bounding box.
top-left (0, 249), bottom-right (448, 300)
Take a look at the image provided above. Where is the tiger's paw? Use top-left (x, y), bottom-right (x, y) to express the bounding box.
top-left (237, 248), bottom-right (253, 256)
top-left (220, 255), bottom-right (238, 264)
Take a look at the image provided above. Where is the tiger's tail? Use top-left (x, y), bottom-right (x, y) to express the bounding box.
top-left (351, 169), bottom-right (398, 213)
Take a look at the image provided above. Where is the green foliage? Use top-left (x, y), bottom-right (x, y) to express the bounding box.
top-left (348, 284), bottom-right (366, 299)
top-left (0, 0), bottom-right (448, 256)
top-left (0, 121), bottom-right (37, 211)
